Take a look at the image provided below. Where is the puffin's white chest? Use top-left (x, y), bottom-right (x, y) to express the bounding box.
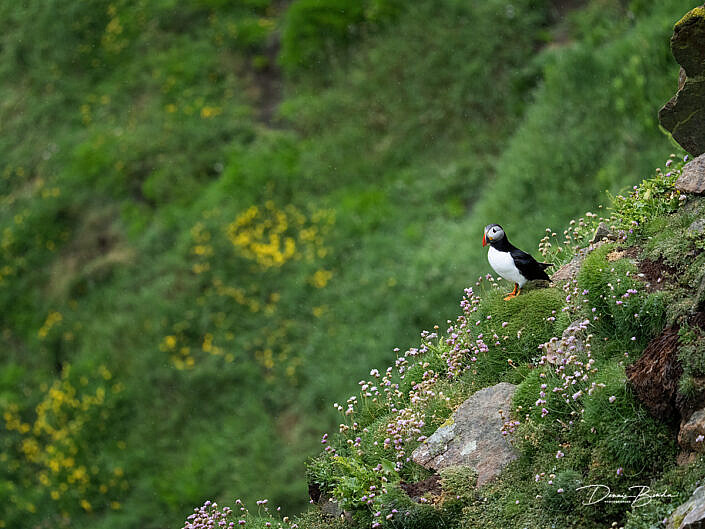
top-left (487, 246), bottom-right (527, 287)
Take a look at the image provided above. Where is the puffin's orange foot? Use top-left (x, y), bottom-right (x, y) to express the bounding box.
top-left (503, 285), bottom-right (520, 301)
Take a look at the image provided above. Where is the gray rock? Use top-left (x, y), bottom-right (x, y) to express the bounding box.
top-left (661, 80), bottom-right (705, 158)
top-left (590, 222), bottom-right (616, 244)
top-left (689, 218), bottom-right (705, 237)
top-left (319, 496), bottom-right (343, 519)
top-left (411, 383), bottom-right (517, 487)
top-left (667, 485), bottom-right (705, 529)
top-left (675, 154), bottom-right (705, 194)
top-left (551, 253), bottom-right (584, 282)
top-left (678, 408), bottom-right (705, 452)
top-left (551, 241), bottom-right (608, 282)
top-left (671, 6), bottom-right (705, 77)
top-left (659, 6), bottom-right (705, 156)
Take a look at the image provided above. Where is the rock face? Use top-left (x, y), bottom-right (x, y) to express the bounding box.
top-left (688, 217), bottom-right (705, 237)
top-left (672, 7), bottom-right (705, 77)
top-left (590, 222), bottom-right (617, 244)
top-left (676, 154), bottom-right (705, 195)
top-left (551, 241), bottom-right (608, 282)
top-left (667, 485), bottom-right (705, 529)
top-left (659, 6), bottom-right (705, 157)
top-left (411, 383), bottom-right (517, 487)
top-left (678, 408), bottom-right (705, 452)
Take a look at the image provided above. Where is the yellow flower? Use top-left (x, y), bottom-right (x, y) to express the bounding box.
top-left (311, 269), bottom-right (333, 288)
top-left (200, 106), bottom-right (222, 119)
top-left (38, 311), bottom-right (63, 339)
top-left (163, 335), bottom-right (177, 350)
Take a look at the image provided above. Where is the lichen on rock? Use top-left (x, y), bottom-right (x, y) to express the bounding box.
top-left (411, 382), bottom-right (517, 487)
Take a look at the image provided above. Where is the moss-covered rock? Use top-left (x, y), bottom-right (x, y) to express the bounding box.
top-left (660, 5), bottom-right (705, 155)
top-left (672, 6), bottom-right (705, 77)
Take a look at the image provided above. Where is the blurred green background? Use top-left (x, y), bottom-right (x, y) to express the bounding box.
top-left (0, 0), bottom-right (694, 527)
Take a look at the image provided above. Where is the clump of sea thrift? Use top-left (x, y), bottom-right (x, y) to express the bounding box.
top-left (183, 501), bottom-right (233, 529)
top-left (182, 500), bottom-right (293, 529)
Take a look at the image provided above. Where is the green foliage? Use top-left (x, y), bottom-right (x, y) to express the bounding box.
top-left (0, 363), bottom-right (129, 527)
top-left (293, 509), bottom-right (348, 529)
top-left (480, 287), bottom-right (564, 357)
top-left (611, 158), bottom-right (683, 230)
top-left (677, 323), bottom-right (705, 407)
top-left (379, 486), bottom-right (460, 529)
top-left (679, 324), bottom-right (705, 377)
top-left (581, 362), bottom-right (677, 473)
top-left (541, 469), bottom-right (583, 513)
top-left (279, 0), bottom-right (403, 75)
top-left (624, 456), bottom-right (705, 529)
top-left (438, 465), bottom-right (477, 502)
top-left (513, 369), bottom-right (572, 422)
top-left (578, 244), bottom-right (666, 346)
top-left (466, 0), bottom-right (693, 265)
top-left (639, 194), bottom-right (705, 282)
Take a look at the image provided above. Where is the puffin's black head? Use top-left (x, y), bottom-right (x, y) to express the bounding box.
top-left (482, 224), bottom-right (506, 247)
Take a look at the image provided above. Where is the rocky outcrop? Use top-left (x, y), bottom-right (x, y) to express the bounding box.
top-left (667, 485), bottom-right (705, 529)
top-left (551, 240), bottom-right (609, 282)
top-left (688, 217), bottom-right (705, 237)
top-left (659, 6), bottom-right (705, 157)
top-left (671, 7), bottom-right (705, 77)
top-left (678, 408), bottom-right (705, 452)
top-left (676, 154), bottom-right (705, 195)
top-left (411, 383), bottom-right (517, 487)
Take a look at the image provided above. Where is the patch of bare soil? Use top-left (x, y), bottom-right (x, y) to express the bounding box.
top-left (637, 257), bottom-right (679, 292)
top-left (620, 245), bottom-right (678, 292)
top-left (691, 310), bottom-right (705, 330)
top-left (400, 474), bottom-right (442, 502)
top-left (626, 326), bottom-right (683, 428)
top-left (308, 481), bottom-right (322, 503)
top-left (627, 310), bottom-right (705, 427)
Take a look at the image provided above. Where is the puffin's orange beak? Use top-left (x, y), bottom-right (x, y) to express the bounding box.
top-left (482, 232), bottom-right (487, 247)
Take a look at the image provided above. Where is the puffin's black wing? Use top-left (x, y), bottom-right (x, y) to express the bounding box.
top-left (509, 247), bottom-right (552, 281)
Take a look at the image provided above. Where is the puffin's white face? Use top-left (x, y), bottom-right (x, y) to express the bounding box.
top-left (483, 224), bottom-right (505, 247)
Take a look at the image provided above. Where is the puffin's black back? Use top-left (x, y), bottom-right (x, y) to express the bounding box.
top-left (489, 233), bottom-right (552, 281)
top-left (509, 247), bottom-right (552, 281)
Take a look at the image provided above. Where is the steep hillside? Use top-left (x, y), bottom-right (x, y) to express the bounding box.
top-left (184, 155), bottom-right (705, 529)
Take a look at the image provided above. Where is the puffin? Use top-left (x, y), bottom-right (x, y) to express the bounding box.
top-left (482, 223), bottom-right (552, 300)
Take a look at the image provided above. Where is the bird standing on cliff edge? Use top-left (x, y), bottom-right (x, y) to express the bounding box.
top-left (482, 224), bottom-right (552, 300)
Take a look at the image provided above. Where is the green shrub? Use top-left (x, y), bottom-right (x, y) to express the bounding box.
top-left (513, 369), bottom-right (572, 422)
top-left (578, 244), bottom-right (666, 347)
top-left (279, 0), bottom-right (402, 75)
top-left (581, 362), bottom-right (676, 473)
top-left (469, 286), bottom-right (564, 387)
top-left (439, 465), bottom-right (477, 502)
top-left (542, 469), bottom-right (583, 513)
top-left (379, 486), bottom-right (459, 529)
